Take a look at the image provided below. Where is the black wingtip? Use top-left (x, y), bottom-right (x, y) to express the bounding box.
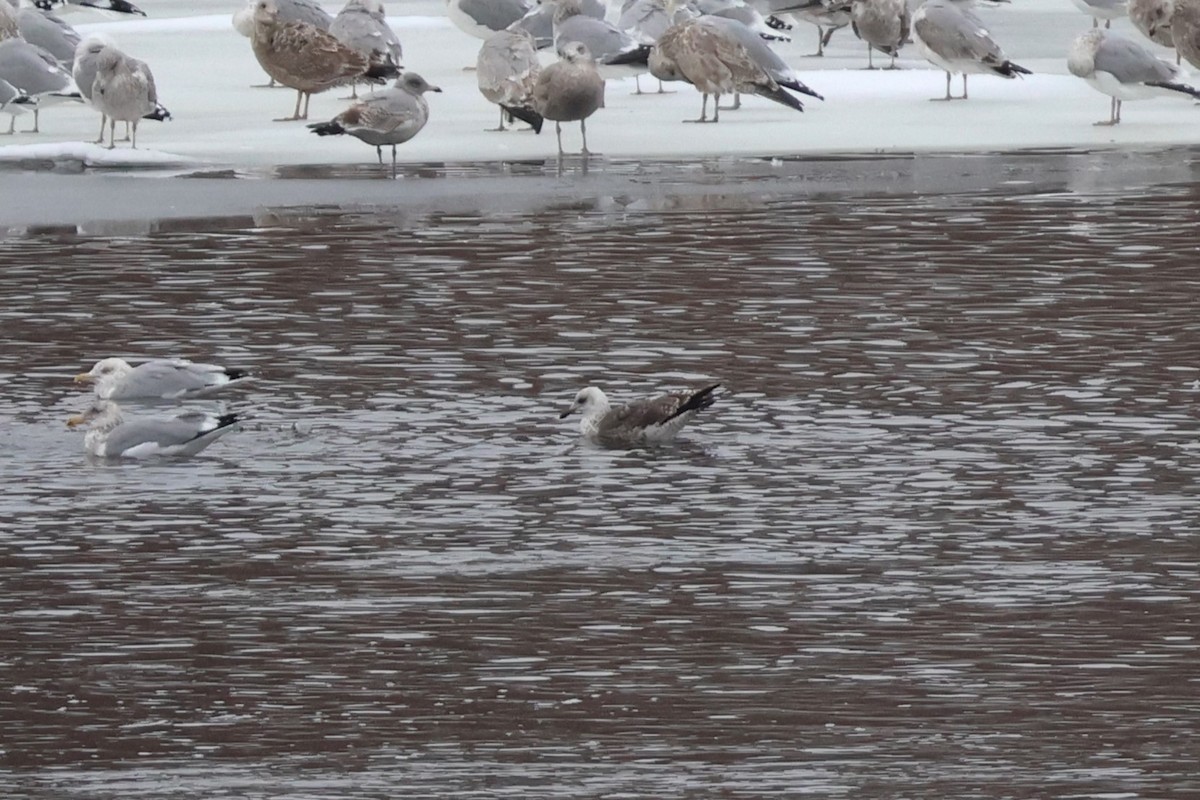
top-left (1146, 80), bottom-right (1200, 100)
top-left (502, 104), bottom-right (543, 134)
top-left (142, 104), bottom-right (171, 121)
top-left (307, 120), bottom-right (345, 136)
top-left (996, 60), bottom-right (1032, 78)
top-left (662, 383), bottom-right (721, 424)
top-left (364, 60), bottom-right (402, 83)
top-left (759, 84), bottom-right (806, 113)
top-left (215, 413), bottom-right (241, 430)
top-left (224, 368), bottom-right (250, 382)
top-left (606, 44), bottom-right (652, 68)
top-left (783, 79), bottom-right (823, 101)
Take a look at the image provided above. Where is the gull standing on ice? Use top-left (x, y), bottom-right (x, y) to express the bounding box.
top-left (850, 0), bottom-right (910, 69)
top-left (651, 14), bottom-right (822, 122)
top-left (0, 37), bottom-right (74, 132)
top-left (911, 0), bottom-right (1030, 100)
top-left (76, 357), bottom-right (249, 401)
top-left (67, 401), bottom-right (242, 459)
top-left (330, 0), bottom-right (403, 98)
top-left (778, 0), bottom-right (851, 56)
top-left (90, 44), bottom-right (169, 148)
top-left (1070, 0), bottom-right (1129, 28)
top-left (476, 28), bottom-right (544, 131)
top-left (1172, 0), bottom-right (1200, 70)
top-left (0, 77), bottom-right (35, 134)
top-left (249, 0), bottom-right (400, 121)
top-left (1067, 27), bottom-right (1200, 124)
top-left (1129, 0), bottom-right (1175, 48)
top-left (559, 383), bottom-right (721, 447)
top-left (73, 34), bottom-right (125, 143)
top-left (551, 0), bottom-right (652, 79)
top-left (308, 71), bottom-right (440, 176)
top-left (532, 40), bottom-right (605, 156)
top-left (234, 0), bottom-right (333, 87)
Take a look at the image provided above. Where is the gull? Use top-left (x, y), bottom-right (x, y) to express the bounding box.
top-left (532, 40), bottom-right (605, 156)
top-left (775, 0), bottom-right (851, 56)
top-left (551, 0), bottom-right (652, 80)
top-left (1068, 28), bottom-right (1200, 124)
top-left (67, 401), bottom-right (242, 459)
top-left (76, 357), bottom-right (249, 401)
top-left (0, 77), bottom-right (35, 134)
top-left (1173, 0), bottom-right (1200, 70)
top-left (16, 7), bottom-right (80, 66)
top-left (445, 0), bottom-right (535, 41)
top-left (0, 1), bottom-right (18, 42)
top-left (73, 33), bottom-right (123, 143)
top-left (250, 0), bottom-right (400, 121)
top-left (851, 0), bottom-right (910, 69)
top-left (1129, 0), bottom-right (1175, 49)
top-left (308, 72), bottom-right (440, 176)
top-left (233, 0), bottom-right (333, 87)
top-left (509, 0), bottom-right (606, 50)
top-left (32, 0), bottom-right (145, 17)
top-left (911, 0), bottom-right (1030, 101)
top-left (651, 14), bottom-right (822, 122)
top-left (476, 28), bottom-right (544, 131)
top-left (1070, 0), bottom-right (1129, 29)
top-left (330, 0), bottom-right (402, 98)
top-left (559, 383), bottom-right (720, 447)
top-left (90, 44), bottom-right (168, 148)
top-left (0, 37), bottom-right (73, 132)
top-left (617, 0), bottom-right (678, 93)
top-left (696, 0), bottom-right (791, 41)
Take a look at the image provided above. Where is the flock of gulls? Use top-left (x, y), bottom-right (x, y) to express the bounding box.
top-left (64, 356), bottom-right (722, 457)
top-left (1, 0), bottom-right (1199, 167)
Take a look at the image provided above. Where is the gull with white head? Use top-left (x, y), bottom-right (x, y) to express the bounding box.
top-left (1068, 27), bottom-right (1200, 125)
top-left (67, 401), bottom-right (242, 459)
top-left (559, 383), bottom-right (720, 447)
top-left (76, 357), bottom-right (250, 401)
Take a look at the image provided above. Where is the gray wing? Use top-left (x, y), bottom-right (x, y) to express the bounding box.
top-left (331, 7), bottom-right (402, 63)
top-left (131, 56), bottom-right (156, 105)
top-left (508, 2), bottom-right (555, 49)
top-left (700, 15), bottom-right (787, 76)
top-left (103, 412), bottom-right (229, 456)
top-left (619, 0), bottom-right (672, 43)
top-left (0, 38), bottom-right (72, 94)
top-left (462, 0), bottom-right (534, 33)
top-left (600, 393), bottom-right (695, 434)
top-left (1094, 33), bottom-right (1176, 83)
top-left (114, 360), bottom-right (233, 399)
top-left (280, 0), bottom-right (334, 30)
top-left (477, 29), bottom-right (540, 102)
top-left (16, 9), bottom-right (81, 66)
top-left (913, 4), bottom-right (1004, 63)
top-left (555, 16), bottom-right (639, 62)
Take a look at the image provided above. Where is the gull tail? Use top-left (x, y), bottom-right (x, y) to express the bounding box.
top-left (992, 60), bottom-right (1032, 78)
top-left (223, 367), bottom-right (250, 382)
top-left (1146, 80), bottom-right (1200, 100)
top-left (605, 44), bottom-right (652, 68)
top-left (307, 120), bottom-right (346, 136)
top-left (663, 383), bottom-right (721, 424)
top-left (143, 103), bottom-right (171, 122)
top-left (363, 59), bottom-right (402, 84)
top-left (755, 84), bottom-right (806, 113)
top-left (502, 104), bottom-right (543, 133)
top-left (766, 14), bottom-right (792, 31)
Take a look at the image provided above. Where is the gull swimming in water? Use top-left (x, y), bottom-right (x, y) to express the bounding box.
top-left (1068, 28), bottom-right (1200, 125)
top-left (532, 40), bottom-right (605, 156)
top-left (76, 357), bottom-right (249, 401)
top-left (90, 44), bottom-right (169, 148)
top-left (476, 28), bottom-right (544, 131)
top-left (559, 383), bottom-right (721, 447)
top-left (308, 71), bottom-right (441, 176)
top-left (1070, 0), bottom-right (1128, 29)
top-left (911, 0), bottom-right (1030, 100)
top-left (249, 0), bottom-right (399, 121)
top-left (67, 401), bottom-right (242, 459)
top-left (850, 0), bottom-right (910, 69)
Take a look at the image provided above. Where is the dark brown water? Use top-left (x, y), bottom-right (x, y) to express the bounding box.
top-left (3, 164), bottom-right (1200, 798)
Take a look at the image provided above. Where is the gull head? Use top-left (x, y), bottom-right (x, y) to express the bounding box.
top-left (399, 72), bottom-right (443, 95)
top-left (253, 0), bottom-right (282, 25)
top-left (75, 357), bottom-right (132, 387)
top-left (559, 386), bottom-right (608, 419)
top-left (67, 400), bottom-right (120, 430)
top-left (558, 41), bottom-right (594, 65)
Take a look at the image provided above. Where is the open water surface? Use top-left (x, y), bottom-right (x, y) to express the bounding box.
top-left (2, 155), bottom-right (1200, 798)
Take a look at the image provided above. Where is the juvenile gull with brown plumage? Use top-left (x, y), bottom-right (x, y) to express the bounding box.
top-left (560, 383), bottom-right (721, 447)
top-left (249, 0), bottom-right (399, 121)
top-left (532, 40), bottom-right (605, 156)
top-left (476, 28), bottom-right (543, 132)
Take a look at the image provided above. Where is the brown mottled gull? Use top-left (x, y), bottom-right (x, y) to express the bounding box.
top-left (850, 0), bottom-right (910, 69)
top-left (249, 0), bottom-right (399, 121)
top-left (531, 40), bottom-right (605, 156)
top-left (559, 384), bottom-right (721, 447)
top-left (476, 28), bottom-right (543, 132)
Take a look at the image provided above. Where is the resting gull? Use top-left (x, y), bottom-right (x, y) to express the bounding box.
top-left (1068, 28), bottom-right (1200, 125)
top-left (76, 357), bottom-right (249, 401)
top-left (330, 0), bottom-right (402, 98)
top-left (532, 40), bottom-right (605, 156)
top-left (67, 401), bottom-right (242, 459)
top-left (0, 77), bottom-right (35, 134)
top-left (911, 0), bottom-right (1030, 101)
top-left (250, 0), bottom-right (400, 121)
top-left (308, 71), bottom-right (440, 176)
top-left (476, 28), bottom-right (544, 131)
top-left (1173, 0), bottom-right (1200, 70)
top-left (850, 0), bottom-right (909, 70)
top-left (0, 37), bottom-right (74, 132)
top-left (1070, 0), bottom-right (1128, 29)
top-left (651, 14), bottom-right (821, 122)
top-left (559, 383), bottom-right (720, 447)
top-left (90, 44), bottom-right (169, 148)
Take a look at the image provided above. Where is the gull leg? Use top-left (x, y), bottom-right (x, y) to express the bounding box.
top-left (130, 119), bottom-right (139, 149)
top-left (24, 107), bottom-right (40, 133)
top-left (251, 76), bottom-right (280, 88)
top-left (1096, 97), bottom-right (1121, 126)
top-left (581, 117), bottom-right (590, 156)
top-left (107, 118), bottom-right (116, 149)
top-left (713, 97), bottom-right (720, 123)
top-left (962, 74), bottom-right (968, 100)
top-left (301, 92), bottom-right (311, 120)
top-left (391, 144), bottom-right (397, 180)
top-left (656, 79), bottom-right (671, 93)
top-left (118, 120), bottom-right (131, 142)
top-left (376, 145), bottom-right (383, 165)
top-left (94, 113), bottom-right (107, 144)
top-left (555, 120), bottom-right (564, 157)
top-left (633, 75), bottom-right (644, 95)
top-left (684, 93), bottom-right (711, 123)
top-left (489, 106), bottom-right (507, 132)
top-left (718, 92), bottom-right (741, 111)
top-left (3, 114), bottom-right (14, 135)
top-left (866, 45), bottom-right (875, 70)
top-left (930, 70), bottom-right (953, 101)
top-left (275, 90), bottom-right (305, 121)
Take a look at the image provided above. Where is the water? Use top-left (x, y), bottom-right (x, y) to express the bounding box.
top-left (2, 156), bottom-right (1200, 798)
